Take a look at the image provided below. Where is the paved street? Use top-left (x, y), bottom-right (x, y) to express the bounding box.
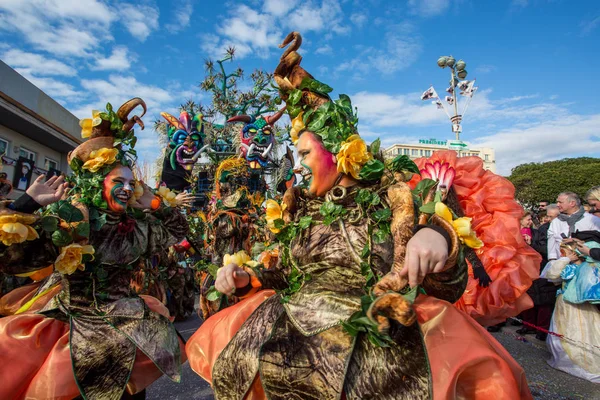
top-left (147, 312), bottom-right (600, 400)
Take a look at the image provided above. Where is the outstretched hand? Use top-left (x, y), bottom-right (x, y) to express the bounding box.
top-left (175, 192), bottom-right (195, 208)
top-left (215, 263), bottom-right (250, 296)
top-left (26, 175), bottom-right (69, 206)
top-left (400, 228), bottom-right (449, 288)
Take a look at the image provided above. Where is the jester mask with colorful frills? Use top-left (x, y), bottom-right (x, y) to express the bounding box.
top-left (160, 111), bottom-right (205, 171)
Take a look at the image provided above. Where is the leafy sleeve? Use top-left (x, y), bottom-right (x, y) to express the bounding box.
top-left (146, 206), bottom-right (189, 256)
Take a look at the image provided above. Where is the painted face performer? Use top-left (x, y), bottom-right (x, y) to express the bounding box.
top-left (0, 98), bottom-right (189, 400)
top-left (186, 33), bottom-right (532, 399)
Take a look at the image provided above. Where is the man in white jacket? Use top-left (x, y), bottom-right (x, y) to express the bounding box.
top-left (547, 192), bottom-right (600, 261)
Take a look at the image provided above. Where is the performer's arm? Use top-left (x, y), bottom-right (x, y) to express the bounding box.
top-left (146, 205), bottom-right (189, 255)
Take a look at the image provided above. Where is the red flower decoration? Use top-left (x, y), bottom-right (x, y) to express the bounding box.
top-left (420, 160), bottom-right (456, 189)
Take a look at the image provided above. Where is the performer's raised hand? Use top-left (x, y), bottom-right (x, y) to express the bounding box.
top-left (26, 175), bottom-right (69, 206)
top-left (400, 228), bottom-right (449, 288)
top-left (175, 192), bottom-right (195, 208)
top-left (215, 263), bottom-right (250, 295)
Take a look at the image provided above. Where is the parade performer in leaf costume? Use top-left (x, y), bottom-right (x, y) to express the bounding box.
top-left (0, 98), bottom-right (188, 400)
top-left (186, 32), bottom-right (532, 399)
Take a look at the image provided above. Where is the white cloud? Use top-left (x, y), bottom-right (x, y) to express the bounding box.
top-left (472, 114), bottom-right (600, 175)
top-left (408, 0), bottom-right (450, 17)
top-left (315, 45), bottom-right (333, 55)
top-left (263, 0), bottom-right (298, 17)
top-left (580, 15), bottom-right (600, 36)
top-left (200, 0), bottom-right (350, 59)
top-left (91, 46), bottom-right (132, 71)
top-left (200, 5), bottom-right (281, 59)
top-left (166, 0), bottom-right (194, 34)
top-left (287, 0), bottom-right (349, 35)
top-left (119, 3), bottom-right (160, 42)
top-left (0, 0), bottom-right (114, 57)
top-left (1, 49), bottom-right (77, 76)
top-left (350, 13), bottom-right (367, 28)
top-left (336, 24), bottom-right (422, 75)
top-left (18, 70), bottom-right (82, 100)
top-left (474, 64), bottom-right (496, 74)
top-left (352, 87), bottom-right (597, 175)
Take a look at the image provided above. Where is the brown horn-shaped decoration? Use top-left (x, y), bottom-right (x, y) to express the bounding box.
top-left (265, 108), bottom-right (286, 125)
top-left (117, 97), bottom-right (147, 132)
top-left (227, 115), bottom-right (253, 124)
top-left (161, 112), bottom-right (186, 131)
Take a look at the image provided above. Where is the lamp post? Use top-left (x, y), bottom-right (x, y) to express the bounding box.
top-left (421, 56), bottom-right (478, 149)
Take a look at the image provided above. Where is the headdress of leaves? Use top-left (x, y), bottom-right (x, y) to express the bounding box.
top-left (67, 98), bottom-right (145, 209)
top-left (274, 32), bottom-right (358, 155)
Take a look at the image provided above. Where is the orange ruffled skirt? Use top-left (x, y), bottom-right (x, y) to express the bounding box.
top-left (410, 151), bottom-right (540, 326)
top-left (186, 291), bottom-right (532, 400)
top-left (0, 283), bottom-right (186, 400)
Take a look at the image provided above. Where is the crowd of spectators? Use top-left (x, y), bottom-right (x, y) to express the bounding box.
top-left (490, 186), bottom-right (600, 383)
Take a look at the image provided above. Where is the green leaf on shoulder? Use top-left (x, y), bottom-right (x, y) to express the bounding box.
top-left (58, 202), bottom-right (84, 223)
top-left (389, 155), bottom-right (420, 174)
top-left (52, 230), bottom-right (73, 247)
top-left (370, 138), bottom-right (381, 156)
top-left (206, 286), bottom-right (222, 302)
top-left (75, 222), bottom-right (90, 238)
top-left (40, 216), bottom-right (59, 232)
top-left (372, 208), bottom-right (391, 222)
top-left (419, 202), bottom-right (436, 214)
top-left (298, 216), bottom-right (312, 229)
top-left (359, 159), bottom-right (385, 181)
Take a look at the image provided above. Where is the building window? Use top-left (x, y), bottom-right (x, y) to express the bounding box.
top-left (45, 157), bottom-right (59, 171)
top-left (485, 154), bottom-right (490, 161)
top-left (404, 149), bottom-right (409, 155)
top-left (420, 150), bottom-right (424, 156)
top-left (0, 137), bottom-right (8, 155)
top-left (19, 147), bottom-right (36, 162)
top-left (425, 150), bottom-right (431, 157)
top-left (411, 149), bottom-right (418, 156)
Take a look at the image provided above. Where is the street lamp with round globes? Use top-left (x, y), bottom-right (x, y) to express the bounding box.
top-left (423, 55), bottom-right (479, 144)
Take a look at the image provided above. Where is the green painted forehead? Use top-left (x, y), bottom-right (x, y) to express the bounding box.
top-left (254, 118), bottom-right (267, 129)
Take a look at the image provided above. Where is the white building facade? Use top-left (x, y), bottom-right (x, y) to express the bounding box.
top-left (384, 138), bottom-right (496, 173)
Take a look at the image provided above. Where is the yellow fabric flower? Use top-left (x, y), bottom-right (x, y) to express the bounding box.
top-left (54, 243), bottom-right (95, 275)
top-left (336, 134), bottom-right (371, 180)
top-left (265, 199), bottom-right (286, 233)
top-left (223, 250), bottom-right (251, 267)
top-left (290, 112), bottom-right (305, 144)
top-left (435, 202), bottom-right (483, 249)
top-left (79, 110), bottom-right (102, 138)
top-left (157, 186), bottom-right (178, 207)
top-left (82, 148), bottom-right (119, 172)
top-left (0, 214), bottom-right (39, 246)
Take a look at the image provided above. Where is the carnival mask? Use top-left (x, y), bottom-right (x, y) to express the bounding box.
top-left (161, 111), bottom-right (205, 171)
top-left (296, 131), bottom-right (338, 197)
top-left (102, 165), bottom-right (135, 214)
top-left (228, 109), bottom-right (284, 169)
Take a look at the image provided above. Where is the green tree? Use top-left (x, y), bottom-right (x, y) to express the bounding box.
top-left (507, 157), bottom-right (600, 208)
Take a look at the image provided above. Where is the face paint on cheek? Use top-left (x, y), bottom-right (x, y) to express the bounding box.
top-left (102, 178), bottom-right (126, 213)
top-left (308, 143), bottom-right (337, 196)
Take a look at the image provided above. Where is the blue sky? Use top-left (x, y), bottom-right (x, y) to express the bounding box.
top-left (1, 0), bottom-right (599, 175)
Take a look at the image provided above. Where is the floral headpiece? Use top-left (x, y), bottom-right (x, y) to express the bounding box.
top-left (68, 98), bottom-right (145, 208)
top-left (275, 32), bottom-right (380, 181)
